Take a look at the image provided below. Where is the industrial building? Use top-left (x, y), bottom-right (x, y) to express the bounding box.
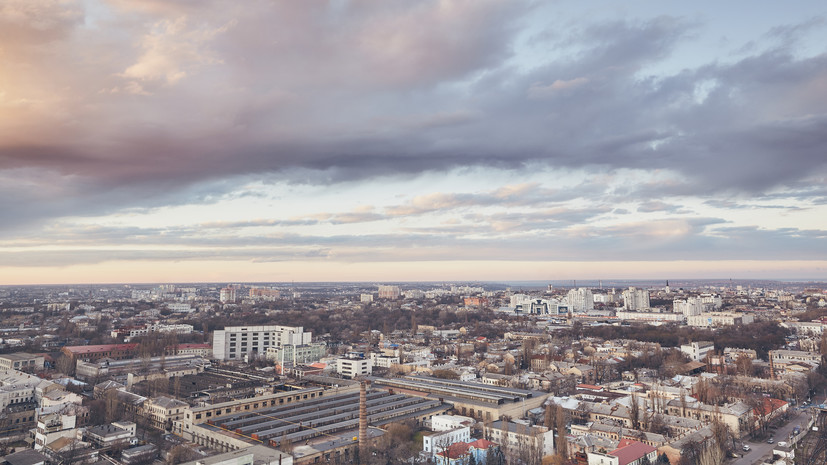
top-left (371, 376), bottom-right (551, 421)
top-left (179, 386), bottom-right (450, 464)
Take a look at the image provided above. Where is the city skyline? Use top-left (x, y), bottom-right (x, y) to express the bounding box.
top-left (2, 1), bottom-right (827, 284)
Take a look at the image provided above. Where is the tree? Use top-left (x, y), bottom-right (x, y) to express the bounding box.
top-left (630, 394), bottom-right (641, 430)
top-left (555, 406), bottom-right (568, 458)
top-left (56, 354), bottom-right (75, 375)
top-left (698, 442), bottom-right (724, 465)
top-left (679, 440), bottom-right (701, 465)
top-left (735, 354), bottom-right (754, 377)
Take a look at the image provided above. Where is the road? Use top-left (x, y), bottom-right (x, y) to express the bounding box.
top-left (733, 410), bottom-right (813, 465)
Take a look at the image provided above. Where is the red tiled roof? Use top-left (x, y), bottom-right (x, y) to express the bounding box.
top-left (468, 438), bottom-right (496, 449)
top-left (754, 397), bottom-right (788, 416)
top-left (577, 384), bottom-right (603, 391)
top-left (436, 442), bottom-right (471, 459)
top-left (610, 440), bottom-right (656, 465)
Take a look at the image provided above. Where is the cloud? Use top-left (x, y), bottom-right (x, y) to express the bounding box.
top-left (0, 3), bottom-right (826, 277)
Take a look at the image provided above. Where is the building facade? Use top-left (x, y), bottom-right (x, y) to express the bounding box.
top-left (212, 325), bottom-right (312, 361)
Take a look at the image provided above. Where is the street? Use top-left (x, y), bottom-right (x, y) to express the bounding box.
top-left (732, 410), bottom-right (813, 465)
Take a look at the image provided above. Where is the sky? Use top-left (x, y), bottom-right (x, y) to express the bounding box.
top-left (1, 0), bottom-right (827, 284)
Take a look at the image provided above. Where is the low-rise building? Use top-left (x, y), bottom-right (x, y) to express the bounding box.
top-left (680, 341), bottom-right (715, 362)
top-left (587, 439), bottom-right (657, 465)
top-left (85, 421), bottom-right (136, 449)
top-left (423, 426), bottom-right (471, 458)
top-left (687, 312), bottom-right (754, 327)
top-left (142, 396), bottom-right (188, 430)
top-left (0, 353), bottom-right (44, 372)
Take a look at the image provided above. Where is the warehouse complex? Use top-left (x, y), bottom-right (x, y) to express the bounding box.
top-left (177, 385), bottom-right (450, 464)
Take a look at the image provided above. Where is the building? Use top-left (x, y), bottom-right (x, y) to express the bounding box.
top-left (34, 413), bottom-right (77, 451)
top-left (483, 420), bottom-right (554, 458)
top-left (567, 288), bottom-right (594, 312)
top-left (370, 353), bottom-right (400, 369)
top-left (179, 386), bottom-right (449, 463)
top-left (61, 344), bottom-right (139, 363)
top-left (85, 421), bottom-right (135, 449)
top-left (680, 341), bottom-right (715, 362)
top-left (219, 288), bottom-right (237, 303)
top-left (431, 414), bottom-right (474, 432)
top-left (673, 297), bottom-right (703, 317)
top-left (687, 312), bottom-right (754, 327)
top-left (336, 356), bottom-right (372, 379)
top-left (173, 343), bottom-right (212, 358)
top-left (143, 396), bottom-right (188, 430)
top-left (0, 353), bottom-right (44, 372)
top-left (248, 287), bottom-right (281, 301)
top-left (587, 439), bottom-right (657, 465)
top-left (212, 325), bottom-right (312, 361)
top-left (111, 323), bottom-right (193, 340)
top-left (378, 285), bottom-right (401, 300)
top-left (423, 426), bottom-right (471, 458)
top-left (360, 293), bottom-right (374, 303)
top-left (769, 349), bottom-right (822, 378)
top-left (622, 288), bottom-right (650, 311)
top-left (74, 354), bottom-right (208, 383)
top-left (179, 444), bottom-right (291, 465)
top-left (265, 342), bottom-right (327, 365)
top-left (665, 398), bottom-right (752, 438)
top-left (121, 444), bottom-right (159, 465)
top-left (615, 311), bottom-right (684, 322)
top-left (373, 376), bottom-right (551, 422)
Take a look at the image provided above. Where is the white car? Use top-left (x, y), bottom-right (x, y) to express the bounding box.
top-left (777, 441), bottom-right (788, 447)
top-left (742, 445), bottom-right (750, 451)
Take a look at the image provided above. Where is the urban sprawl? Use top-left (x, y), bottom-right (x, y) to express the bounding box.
top-left (0, 280), bottom-right (825, 465)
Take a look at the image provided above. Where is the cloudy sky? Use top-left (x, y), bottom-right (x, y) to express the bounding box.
top-left (1, 0), bottom-right (827, 284)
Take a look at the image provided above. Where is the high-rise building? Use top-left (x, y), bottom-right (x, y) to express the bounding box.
top-left (378, 285), bottom-right (401, 300)
top-left (566, 288), bottom-right (594, 312)
top-left (213, 325), bottom-right (311, 361)
top-left (674, 297), bottom-right (703, 316)
top-left (219, 287), bottom-right (236, 303)
top-left (622, 287), bottom-right (650, 310)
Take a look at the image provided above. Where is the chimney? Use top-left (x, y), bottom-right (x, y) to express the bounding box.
top-left (359, 380), bottom-right (368, 458)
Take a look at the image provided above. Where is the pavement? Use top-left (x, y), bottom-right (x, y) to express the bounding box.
top-left (732, 410), bottom-right (813, 465)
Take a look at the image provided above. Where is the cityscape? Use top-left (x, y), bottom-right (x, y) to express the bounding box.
top-left (0, 280), bottom-right (826, 464)
top-left (2, 1), bottom-right (827, 465)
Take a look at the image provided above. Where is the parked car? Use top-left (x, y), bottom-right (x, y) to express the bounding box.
top-left (778, 441), bottom-right (788, 447)
top-left (742, 445), bottom-right (751, 451)
top-left (768, 438), bottom-right (774, 444)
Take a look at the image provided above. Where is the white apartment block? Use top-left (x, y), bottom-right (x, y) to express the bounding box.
top-left (673, 297), bottom-right (703, 317)
top-left (213, 325), bottom-right (311, 361)
top-left (360, 293), bottom-right (374, 303)
top-left (336, 357), bottom-right (372, 379)
top-left (622, 287), bottom-right (650, 310)
top-left (700, 294), bottom-right (723, 309)
top-left (370, 353), bottom-right (400, 368)
top-left (567, 288), bottom-right (594, 312)
top-left (680, 341), bottom-right (715, 362)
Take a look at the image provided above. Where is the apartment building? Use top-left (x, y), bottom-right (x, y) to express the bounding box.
top-left (212, 325), bottom-right (311, 361)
